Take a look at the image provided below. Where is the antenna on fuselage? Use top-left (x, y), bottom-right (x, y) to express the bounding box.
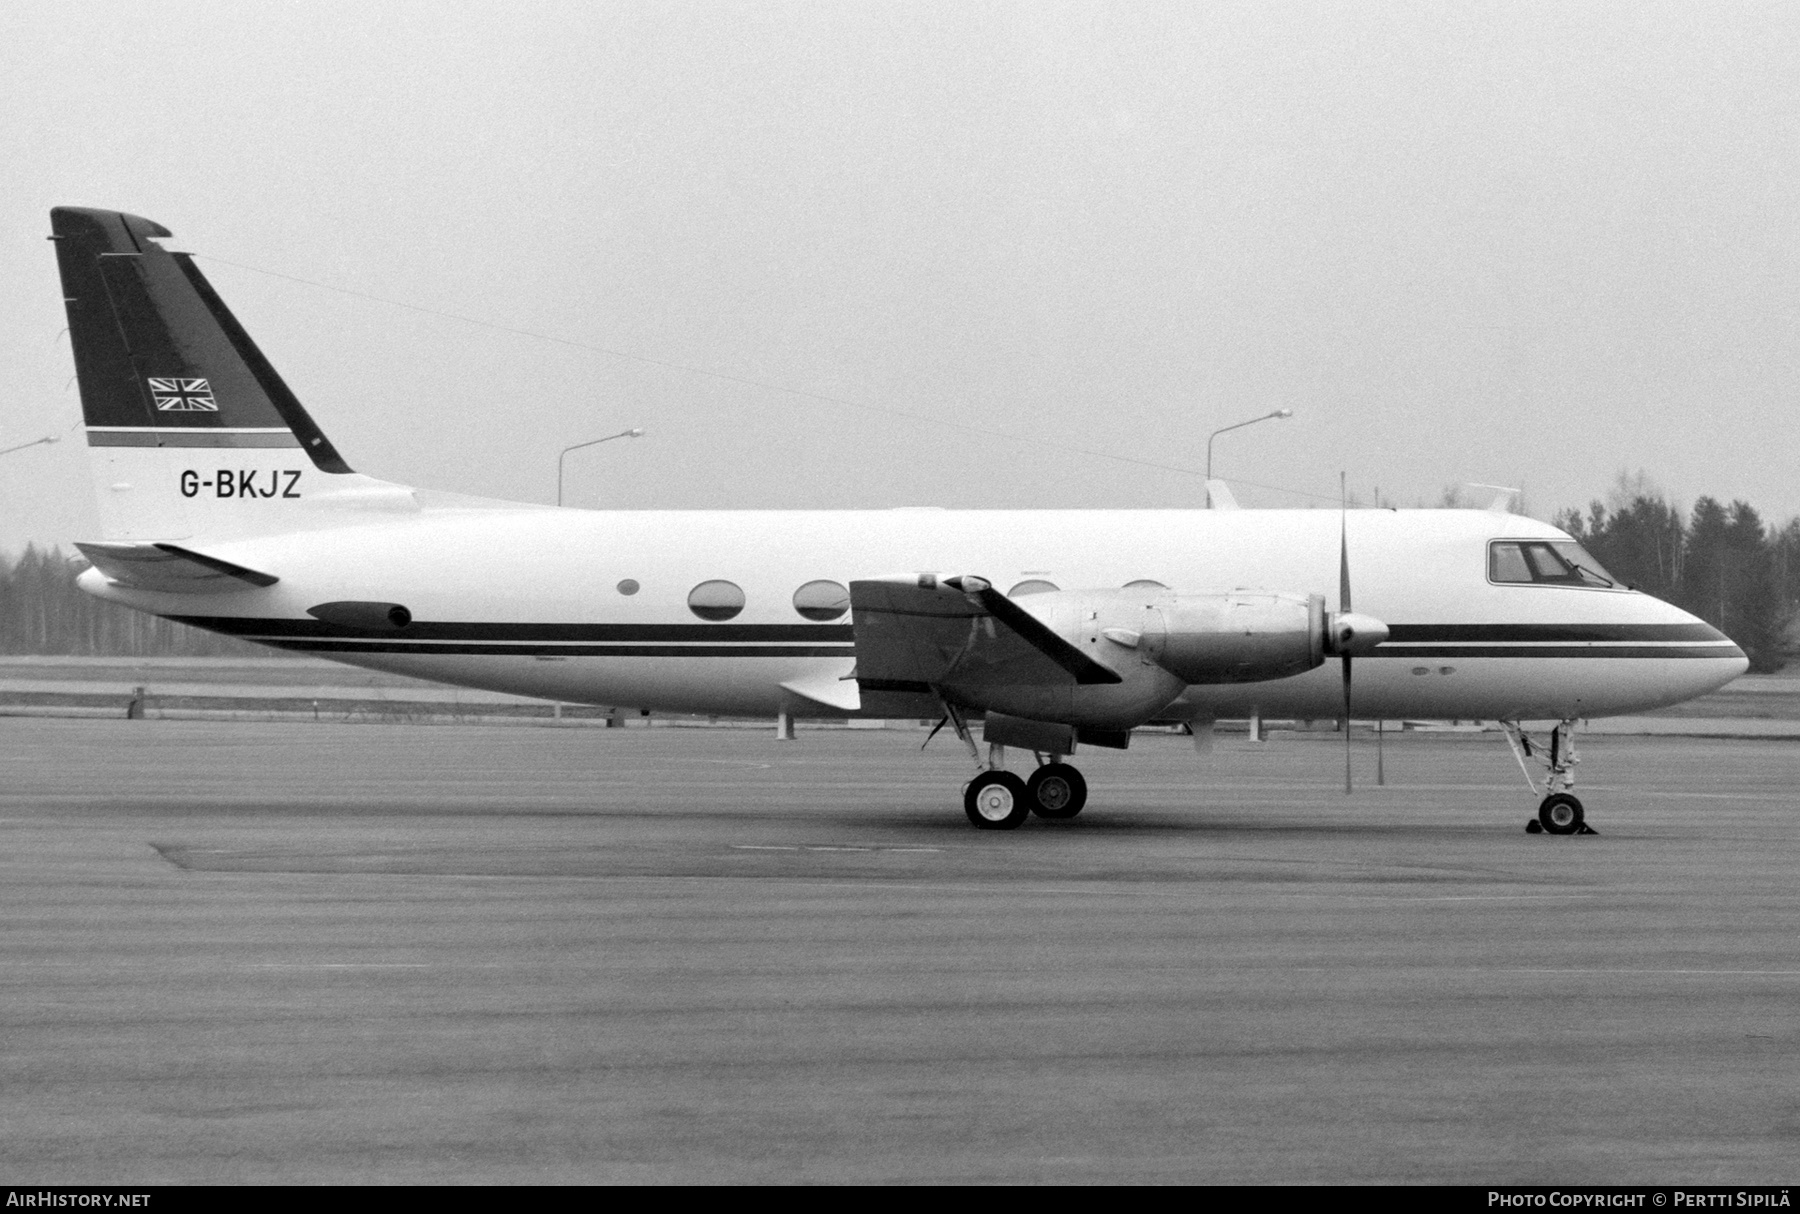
top-left (1468, 483), bottom-right (1521, 513)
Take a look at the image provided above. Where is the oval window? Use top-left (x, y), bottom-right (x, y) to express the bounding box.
top-left (792, 579), bottom-right (850, 621)
top-left (616, 579), bottom-right (640, 596)
top-left (1008, 579), bottom-right (1059, 596)
top-left (687, 580), bottom-right (745, 621)
top-left (1124, 579), bottom-right (1168, 589)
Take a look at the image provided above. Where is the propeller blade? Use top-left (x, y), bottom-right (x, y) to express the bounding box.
top-left (1342, 653), bottom-right (1353, 794)
top-left (1341, 471), bottom-right (1352, 794)
top-left (1339, 473), bottom-right (1352, 615)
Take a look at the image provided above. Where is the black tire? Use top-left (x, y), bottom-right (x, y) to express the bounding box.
top-left (1538, 793), bottom-right (1584, 836)
top-left (1027, 763), bottom-right (1088, 820)
top-left (964, 771), bottom-right (1031, 830)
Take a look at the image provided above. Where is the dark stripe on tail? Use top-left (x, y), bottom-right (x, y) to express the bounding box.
top-left (170, 253), bottom-right (351, 473)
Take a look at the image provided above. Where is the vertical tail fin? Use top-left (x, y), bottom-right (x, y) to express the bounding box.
top-left (49, 207), bottom-right (402, 540)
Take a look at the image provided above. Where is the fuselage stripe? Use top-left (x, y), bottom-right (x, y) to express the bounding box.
top-left (263, 641), bottom-right (859, 658)
top-left (173, 618), bottom-right (1727, 643)
top-left (1373, 644), bottom-right (1743, 660)
top-left (243, 639), bottom-right (1740, 661)
top-left (170, 616), bottom-right (854, 642)
top-left (1383, 623), bottom-right (1728, 643)
top-left (171, 616), bottom-right (1741, 661)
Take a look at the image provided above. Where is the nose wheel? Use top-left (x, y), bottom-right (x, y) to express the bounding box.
top-left (1535, 792), bottom-right (1585, 835)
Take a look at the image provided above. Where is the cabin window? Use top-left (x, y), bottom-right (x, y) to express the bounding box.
top-left (792, 579), bottom-right (850, 621)
top-left (1488, 541), bottom-right (1619, 588)
top-left (1008, 579), bottom-right (1059, 596)
top-left (616, 579), bottom-right (639, 596)
top-left (687, 579), bottom-right (746, 621)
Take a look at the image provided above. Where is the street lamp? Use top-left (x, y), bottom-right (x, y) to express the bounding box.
top-left (557, 428), bottom-right (644, 507)
top-left (1205, 410), bottom-right (1292, 506)
top-left (0, 435), bottom-right (59, 458)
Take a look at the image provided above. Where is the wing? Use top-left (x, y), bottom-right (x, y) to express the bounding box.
top-left (76, 541), bottom-right (278, 593)
top-left (849, 576), bottom-right (1119, 708)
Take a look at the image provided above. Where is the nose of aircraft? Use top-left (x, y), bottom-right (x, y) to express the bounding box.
top-left (1652, 599), bottom-right (1749, 707)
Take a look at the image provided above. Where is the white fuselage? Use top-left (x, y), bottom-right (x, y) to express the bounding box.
top-left (81, 503), bottom-right (1746, 723)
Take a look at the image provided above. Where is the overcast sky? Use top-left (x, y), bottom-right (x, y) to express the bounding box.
top-left (3, 1), bottom-right (1796, 552)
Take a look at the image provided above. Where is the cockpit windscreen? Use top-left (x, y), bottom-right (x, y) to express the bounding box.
top-left (1488, 540), bottom-right (1619, 588)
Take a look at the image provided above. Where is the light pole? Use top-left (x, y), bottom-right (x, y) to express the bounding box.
top-left (0, 435), bottom-right (59, 458)
top-left (557, 428), bottom-right (643, 507)
top-left (1205, 410), bottom-right (1292, 506)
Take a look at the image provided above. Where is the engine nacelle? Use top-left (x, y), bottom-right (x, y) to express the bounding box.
top-left (1014, 586), bottom-right (1337, 689)
top-left (1145, 592), bottom-right (1326, 684)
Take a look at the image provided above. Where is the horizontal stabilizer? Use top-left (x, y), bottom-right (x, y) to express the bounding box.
top-left (76, 541), bottom-right (278, 594)
top-left (849, 576), bottom-right (1120, 697)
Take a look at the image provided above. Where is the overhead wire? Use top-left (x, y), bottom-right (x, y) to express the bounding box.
top-left (194, 252), bottom-right (1344, 505)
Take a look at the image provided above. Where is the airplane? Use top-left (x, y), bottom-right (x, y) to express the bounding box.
top-left (45, 206), bottom-right (1748, 833)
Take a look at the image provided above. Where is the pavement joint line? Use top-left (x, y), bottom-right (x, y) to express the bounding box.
top-left (243, 963), bottom-right (432, 969)
top-left (1503, 967), bottom-right (1800, 975)
top-left (1265, 892), bottom-right (1606, 902)
top-left (1628, 790), bottom-right (1799, 801)
top-left (729, 844), bottom-right (944, 853)
top-left (1272, 966), bottom-right (1800, 978)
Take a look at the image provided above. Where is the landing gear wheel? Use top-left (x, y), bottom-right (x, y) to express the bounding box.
top-left (1027, 763), bottom-right (1087, 820)
top-left (964, 771), bottom-right (1030, 830)
top-left (1538, 793), bottom-right (1585, 836)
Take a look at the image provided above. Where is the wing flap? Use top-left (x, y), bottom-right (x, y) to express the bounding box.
top-left (848, 576), bottom-right (1119, 696)
top-left (76, 541), bottom-right (278, 593)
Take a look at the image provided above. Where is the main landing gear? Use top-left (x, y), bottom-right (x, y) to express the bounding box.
top-left (964, 758), bottom-right (1089, 829)
top-left (1027, 762), bottom-right (1087, 821)
top-left (1501, 719), bottom-right (1596, 836)
top-left (938, 705), bottom-right (1090, 829)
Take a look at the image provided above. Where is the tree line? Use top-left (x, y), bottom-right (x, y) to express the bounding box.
top-left (3, 479), bottom-right (1796, 670)
top-left (1554, 477), bottom-right (1798, 673)
top-left (0, 544), bottom-right (260, 657)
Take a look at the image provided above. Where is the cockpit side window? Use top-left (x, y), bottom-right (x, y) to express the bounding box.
top-left (1489, 542), bottom-right (1532, 583)
top-left (1489, 540), bottom-right (1620, 589)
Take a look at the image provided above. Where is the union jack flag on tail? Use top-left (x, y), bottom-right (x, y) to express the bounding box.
top-left (148, 377), bottom-right (217, 411)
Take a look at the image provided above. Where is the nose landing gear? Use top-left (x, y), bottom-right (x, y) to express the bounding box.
top-left (1502, 719), bottom-right (1597, 836)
